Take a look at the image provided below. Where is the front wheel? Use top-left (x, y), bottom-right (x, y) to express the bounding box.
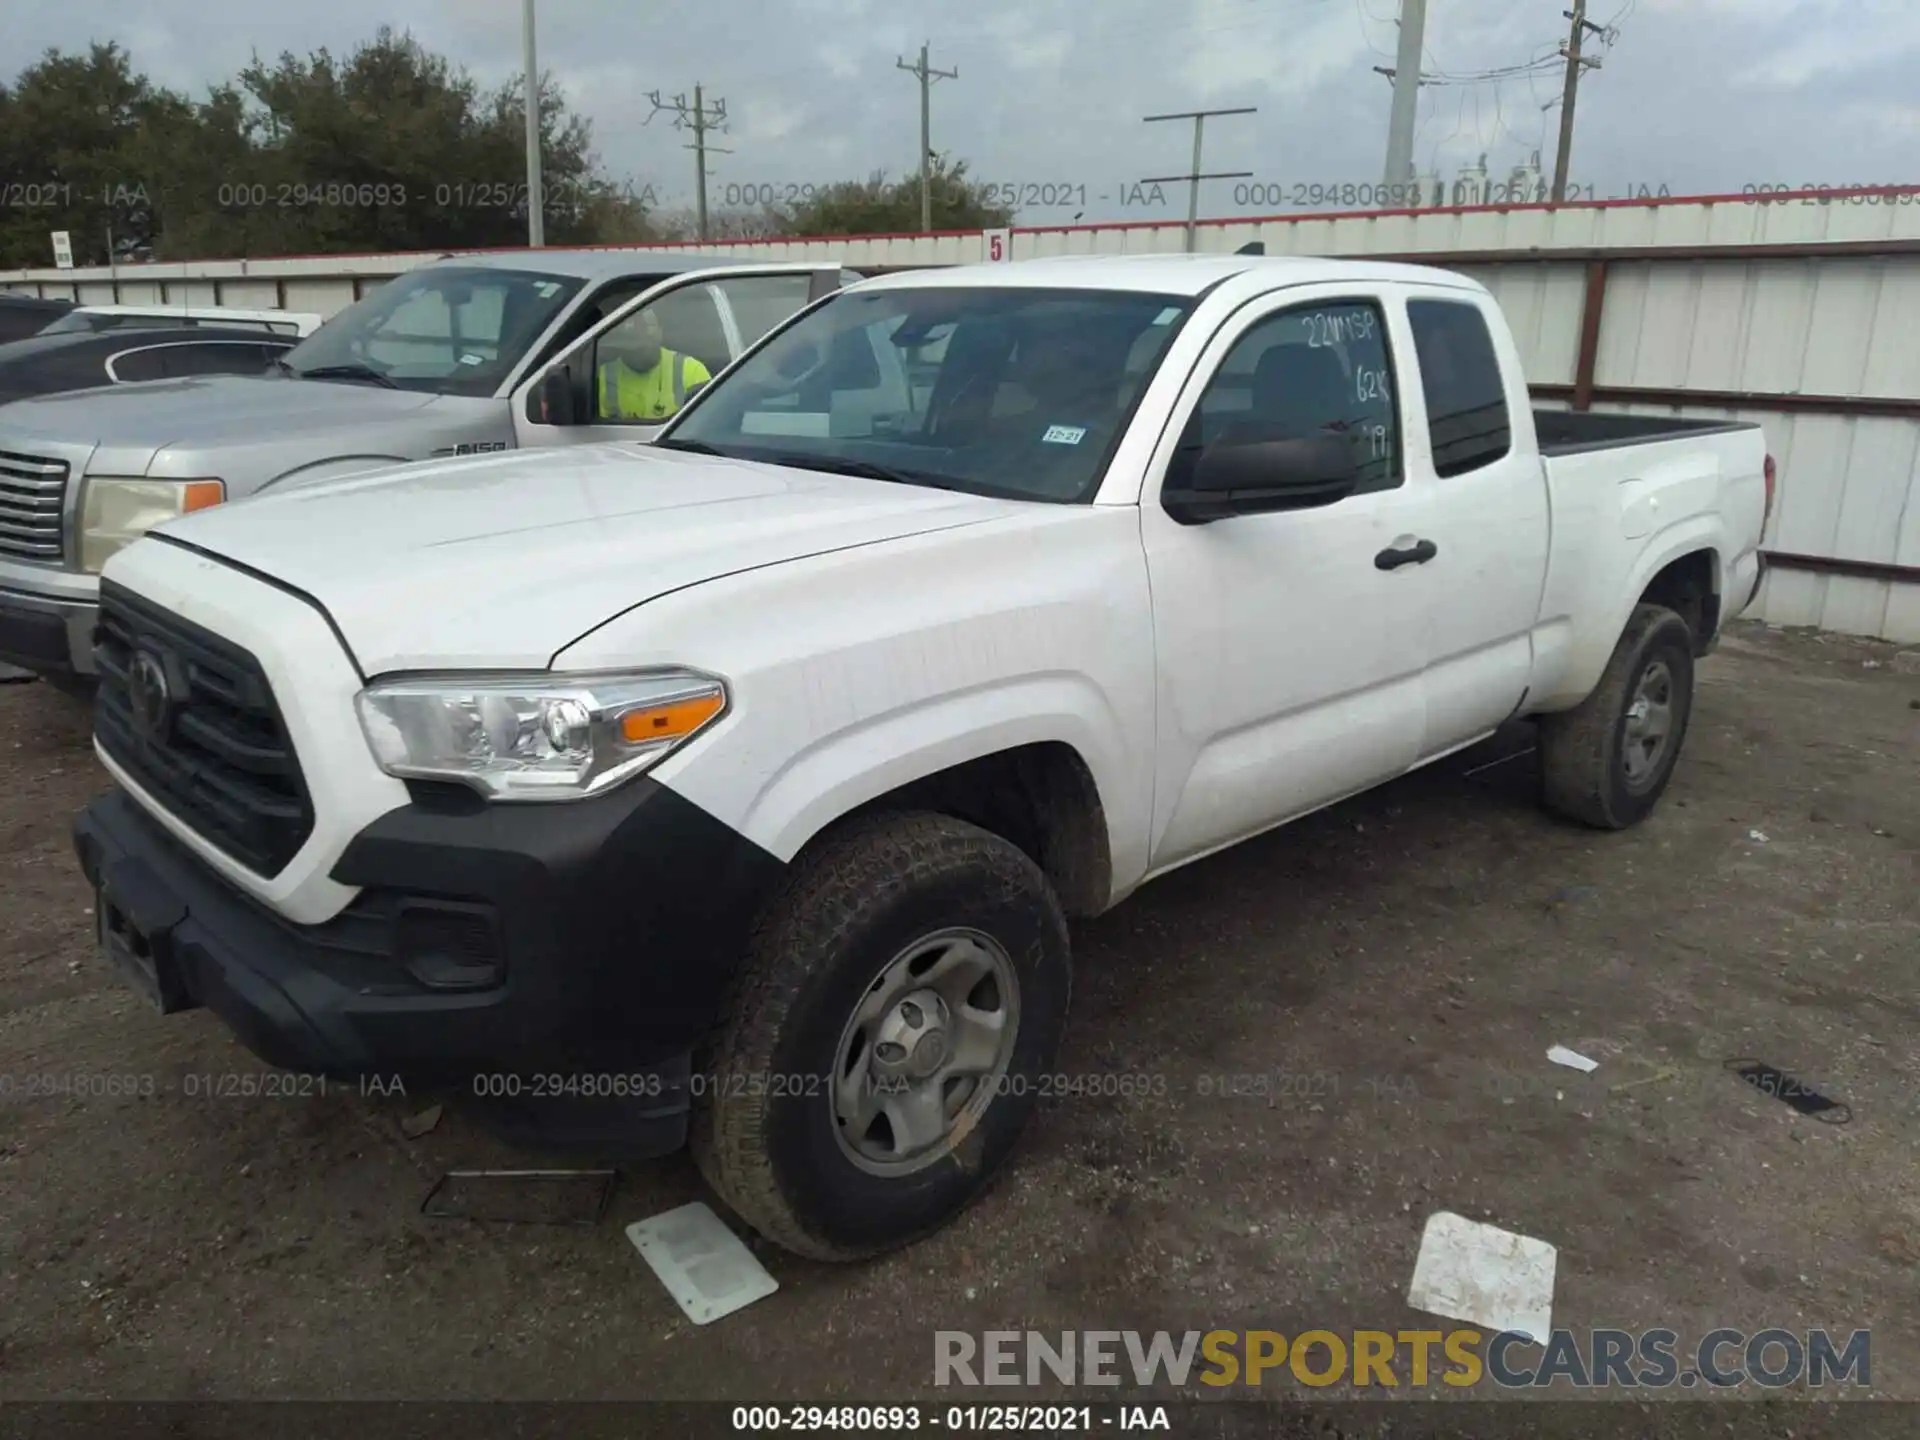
top-left (691, 811), bottom-right (1072, 1261)
top-left (1539, 603), bottom-right (1696, 829)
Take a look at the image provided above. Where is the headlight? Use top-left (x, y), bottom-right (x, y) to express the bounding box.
top-left (355, 670), bottom-right (728, 801)
top-left (81, 477), bottom-right (225, 573)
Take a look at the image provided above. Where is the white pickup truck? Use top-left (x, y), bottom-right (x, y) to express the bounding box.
top-left (73, 254), bottom-right (1771, 1260)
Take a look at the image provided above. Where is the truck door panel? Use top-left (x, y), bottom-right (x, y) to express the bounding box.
top-left (1398, 294), bottom-right (1548, 757)
top-left (1141, 291), bottom-right (1430, 872)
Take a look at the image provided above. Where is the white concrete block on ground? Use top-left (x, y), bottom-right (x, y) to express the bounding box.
top-left (1406, 1211), bottom-right (1557, 1343)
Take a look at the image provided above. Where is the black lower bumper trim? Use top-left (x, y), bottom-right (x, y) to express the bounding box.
top-left (73, 776), bottom-right (786, 1156)
top-left (0, 601), bottom-right (74, 673)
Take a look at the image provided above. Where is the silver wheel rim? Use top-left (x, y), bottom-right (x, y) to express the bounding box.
top-left (831, 927), bottom-right (1021, 1177)
top-left (1621, 658), bottom-right (1675, 791)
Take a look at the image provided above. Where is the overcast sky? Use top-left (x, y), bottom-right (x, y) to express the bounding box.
top-left (11, 0), bottom-right (1919, 225)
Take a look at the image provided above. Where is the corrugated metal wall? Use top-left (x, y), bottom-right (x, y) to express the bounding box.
top-left (1581, 252), bottom-right (1920, 641)
top-left (6, 190), bottom-right (1919, 640)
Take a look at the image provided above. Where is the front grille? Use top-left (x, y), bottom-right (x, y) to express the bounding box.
top-left (94, 581), bottom-right (314, 877)
top-left (0, 449), bottom-right (69, 562)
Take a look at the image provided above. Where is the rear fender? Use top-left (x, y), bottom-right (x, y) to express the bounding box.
top-left (1532, 517), bottom-right (1723, 713)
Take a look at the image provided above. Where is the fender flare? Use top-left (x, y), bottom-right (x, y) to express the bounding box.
top-left (713, 674), bottom-right (1136, 884)
top-left (1534, 519), bottom-right (1726, 714)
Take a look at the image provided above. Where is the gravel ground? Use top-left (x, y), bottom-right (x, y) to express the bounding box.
top-left (0, 621), bottom-right (1916, 1423)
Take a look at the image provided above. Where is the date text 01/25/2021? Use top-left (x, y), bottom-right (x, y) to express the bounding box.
top-left (0, 1072), bottom-right (390, 1101)
top-left (727, 1405), bottom-right (1169, 1432)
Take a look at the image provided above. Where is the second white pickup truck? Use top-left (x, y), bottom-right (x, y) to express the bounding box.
top-left (73, 253), bottom-right (1771, 1259)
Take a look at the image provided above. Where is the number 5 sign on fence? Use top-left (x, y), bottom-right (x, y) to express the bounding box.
top-left (983, 228), bottom-right (1012, 263)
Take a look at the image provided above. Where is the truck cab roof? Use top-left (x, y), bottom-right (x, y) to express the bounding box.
top-left (851, 252), bottom-right (1492, 297)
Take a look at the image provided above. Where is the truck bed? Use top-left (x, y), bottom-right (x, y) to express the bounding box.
top-left (1534, 407), bottom-right (1760, 457)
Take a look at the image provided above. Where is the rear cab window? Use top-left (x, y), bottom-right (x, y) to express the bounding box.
top-left (1407, 298), bottom-right (1513, 476)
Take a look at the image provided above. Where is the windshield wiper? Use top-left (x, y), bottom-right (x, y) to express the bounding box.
top-left (652, 438), bottom-right (727, 457)
top-left (295, 363), bottom-right (399, 389)
top-left (770, 454), bottom-right (963, 491)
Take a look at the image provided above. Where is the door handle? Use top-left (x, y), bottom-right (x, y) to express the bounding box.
top-left (1375, 539), bottom-right (1439, 571)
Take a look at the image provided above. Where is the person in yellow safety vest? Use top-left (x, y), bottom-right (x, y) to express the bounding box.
top-left (596, 308), bottom-right (711, 421)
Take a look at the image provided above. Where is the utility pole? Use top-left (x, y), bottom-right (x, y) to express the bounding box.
top-left (1381, 0), bottom-right (1427, 192)
top-left (1551, 0), bottom-right (1606, 202)
top-left (522, 0), bottom-right (544, 246)
top-left (896, 42), bottom-right (958, 233)
top-left (647, 86), bottom-right (732, 241)
top-left (1140, 107), bottom-right (1256, 253)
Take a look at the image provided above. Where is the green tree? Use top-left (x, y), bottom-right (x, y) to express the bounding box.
top-left (0, 44), bottom-right (183, 267)
top-left (0, 28), bottom-right (664, 265)
top-left (191, 27), bottom-right (637, 257)
top-left (775, 156), bottom-right (1012, 237)
top-left (1, 34), bottom-right (1026, 264)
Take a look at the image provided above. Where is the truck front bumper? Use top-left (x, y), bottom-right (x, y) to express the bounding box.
top-left (73, 775), bottom-right (785, 1156)
top-left (0, 582), bottom-right (96, 678)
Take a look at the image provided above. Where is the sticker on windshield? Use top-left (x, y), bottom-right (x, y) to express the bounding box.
top-left (1152, 307), bottom-right (1181, 325)
top-left (458, 353), bottom-right (486, 365)
top-left (1042, 424), bottom-right (1087, 445)
top-left (534, 281), bottom-right (562, 297)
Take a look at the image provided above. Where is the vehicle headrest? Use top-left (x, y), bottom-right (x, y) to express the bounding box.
top-left (1252, 343), bottom-right (1351, 424)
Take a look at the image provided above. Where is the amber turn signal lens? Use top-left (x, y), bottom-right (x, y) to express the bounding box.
top-left (183, 480), bottom-right (226, 512)
top-left (617, 691), bottom-right (724, 744)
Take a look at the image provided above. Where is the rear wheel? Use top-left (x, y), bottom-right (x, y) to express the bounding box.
top-left (691, 811), bottom-right (1071, 1261)
top-left (1539, 603), bottom-right (1696, 829)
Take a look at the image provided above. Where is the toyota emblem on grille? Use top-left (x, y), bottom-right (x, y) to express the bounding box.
top-left (128, 650), bottom-right (173, 740)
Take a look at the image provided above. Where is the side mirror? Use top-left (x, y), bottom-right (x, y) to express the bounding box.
top-left (537, 365), bottom-right (580, 426)
top-left (1162, 430), bottom-right (1359, 525)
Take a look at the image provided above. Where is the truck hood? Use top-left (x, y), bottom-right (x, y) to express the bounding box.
top-left (143, 443), bottom-right (1026, 674)
top-left (0, 374), bottom-right (437, 449)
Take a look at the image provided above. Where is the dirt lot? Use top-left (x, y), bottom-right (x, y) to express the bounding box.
top-left (1, 622), bottom-right (1916, 1416)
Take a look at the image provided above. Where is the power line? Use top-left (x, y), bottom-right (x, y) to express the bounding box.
top-left (1600, 0), bottom-right (1638, 31)
top-left (1374, 4), bottom-right (1564, 200)
top-left (646, 84), bottom-right (732, 240)
top-left (1430, 85), bottom-right (1467, 174)
top-left (1350, 0), bottom-right (1394, 58)
top-left (896, 42), bottom-right (959, 234)
top-left (1418, 52), bottom-right (1565, 85)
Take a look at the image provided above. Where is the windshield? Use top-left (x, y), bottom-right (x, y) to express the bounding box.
top-left (662, 286), bottom-right (1196, 503)
top-left (279, 266), bottom-right (585, 396)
